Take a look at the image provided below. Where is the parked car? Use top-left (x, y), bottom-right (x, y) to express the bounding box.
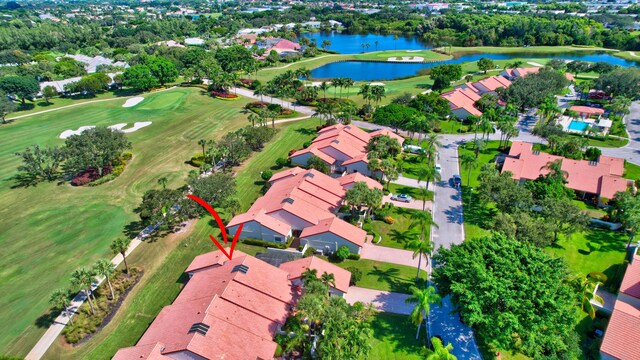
top-left (435, 163), bottom-right (442, 173)
top-left (452, 174), bottom-right (462, 187)
top-left (391, 194), bottom-right (412, 203)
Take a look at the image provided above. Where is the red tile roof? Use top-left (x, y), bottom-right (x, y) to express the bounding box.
top-left (279, 256), bottom-right (352, 293)
top-left (565, 72), bottom-right (575, 81)
top-left (113, 251), bottom-right (296, 360)
top-left (338, 173), bottom-right (383, 190)
top-left (185, 250), bottom-right (247, 274)
top-left (299, 216), bottom-right (366, 247)
top-left (503, 141), bottom-right (630, 198)
top-left (474, 75), bottom-right (512, 91)
top-left (441, 88), bottom-right (483, 117)
top-left (268, 166), bottom-right (307, 184)
top-left (513, 67), bottom-right (540, 77)
top-left (620, 255), bottom-right (640, 299)
top-left (570, 106), bottom-right (605, 116)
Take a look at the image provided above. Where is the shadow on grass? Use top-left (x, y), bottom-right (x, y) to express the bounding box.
top-left (461, 187), bottom-right (496, 231)
top-left (370, 312), bottom-right (428, 354)
top-left (295, 127), bottom-right (317, 136)
top-left (35, 310), bottom-right (59, 328)
top-left (603, 262), bottom-right (628, 293)
top-left (367, 266), bottom-right (418, 293)
top-left (389, 229), bottom-right (417, 245)
top-left (583, 228), bottom-right (627, 254)
top-left (123, 220), bottom-right (145, 239)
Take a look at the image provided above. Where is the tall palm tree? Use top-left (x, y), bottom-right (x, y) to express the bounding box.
top-left (253, 84), bottom-right (266, 102)
top-left (110, 237), bottom-right (132, 275)
top-left (70, 267), bottom-right (96, 315)
top-left (423, 132), bottom-right (441, 165)
top-left (93, 259), bottom-right (116, 300)
top-left (358, 84), bottom-right (372, 113)
top-left (408, 211), bottom-right (437, 276)
top-left (371, 85), bottom-right (386, 109)
top-left (610, 96), bottom-right (632, 117)
top-left (198, 139), bottom-right (207, 157)
top-left (404, 237), bottom-right (434, 282)
top-left (319, 81), bottom-right (329, 99)
top-left (460, 153), bottom-right (478, 188)
top-left (405, 285), bottom-right (441, 340)
top-left (417, 166), bottom-right (441, 195)
top-left (343, 78), bottom-right (355, 99)
top-left (157, 176), bottom-right (168, 189)
top-left (537, 96), bottom-right (560, 124)
top-left (49, 288), bottom-right (73, 323)
top-left (301, 268), bottom-right (318, 285)
top-left (320, 272), bottom-right (336, 290)
top-left (330, 78), bottom-right (341, 99)
top-left (569, 276), bottom-right (604, 319)
top-left (295, 67), bottom-right (311, 86)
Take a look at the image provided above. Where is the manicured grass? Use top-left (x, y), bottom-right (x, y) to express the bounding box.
top-left (584, 136), bottom-right (628, 148)
top-left (369, 207), bottom-right (429, 249)
top-left (624, 161), bottom-right (640, 181)
top-left (368, 312), bottom-right (426, 360)
top-left (446, 45), bottom-right (617, 56)
top-left (234, 118), bottom-right (318, 210)
top-left (387, 183), bottom-right (434, 201)
top-left (0, 88), bottom-right (255, 356)
top-left (334, 258), bottom-right (426, 294)
top-left (353, 50), bottom-right (451, 62)
top-left (546, 229), bottom-right (628, 293)
top-left (572, 199), bottom-right (607, 219)
top-left (613, 51), bottom-right (640, 62)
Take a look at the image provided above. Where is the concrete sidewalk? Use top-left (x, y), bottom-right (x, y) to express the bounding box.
top-left (360, 243), bottom-right (420, 267)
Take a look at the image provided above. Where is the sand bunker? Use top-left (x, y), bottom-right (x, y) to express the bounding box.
top-left (388, 56), bottom-right (424, 62)
top-left (122, 96), bottom-right (144, 108)
top-left (108, 122), bottom-right (152, 133)
top-left (60, 122), bottom-right (152, 139)
top-left (527, 61), bottom-right (544, 67)
top-left (369, 82), bottom-right (386, 87)
top-left (59, 126), bottom-right (95, 139)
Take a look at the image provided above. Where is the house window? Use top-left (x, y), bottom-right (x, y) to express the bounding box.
top-left (274, 236), bottom-right (283, 243)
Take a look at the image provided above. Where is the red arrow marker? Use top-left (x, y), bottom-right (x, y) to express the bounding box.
top-left (186, 194), bottom-right (243, 260)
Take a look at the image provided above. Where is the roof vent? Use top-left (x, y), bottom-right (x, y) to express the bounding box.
top-left (331, 139), bottom-right (340, 144)
top-left (345, 125), bottom-right (351, 129)
top-left (282, 197), bottom-right (295, 204)
top-left (188, 322), bottom-right (210, 336)
top-left (303, 173), bottom-right (315, 178)
top-left (232, 264), bottom-right (249, 274)
top-left (589, 161), bottom-right (598, 166)
top-left (532, 150), bottom-right (540, 155)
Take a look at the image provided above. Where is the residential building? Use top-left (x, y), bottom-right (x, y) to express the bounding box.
top-left (226, 166), bottom-right (380, 254)
top-left (290, 124), bottom-right (404, 176)
top-left (461, 75), bottom-right (512, 95)
top-left (184, 37), bottom-right (205, 46)
top-left (600, 252), bottom-right (640, 360)
top-left (570, 105), bottom-right (605, 119)
top-left (279, 256), bottom-right (351, 296)
top-left (257, 38), bottom-right (301, 55)
top-left (440, 87), bottom-right (483, 120)
top-left (502, 141), bottom-right (633, 202)
top-left (500, 67), bottom-right (540, 79)
top-left (114, 250), bottom-right (351, 360)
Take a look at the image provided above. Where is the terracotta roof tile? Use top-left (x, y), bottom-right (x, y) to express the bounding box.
top-left (279, 256), bottom-right (352, 293)
top-left (620, 255), bottom-right (640, 299)
top-left (600, 300), bottom-right (640, 359)
top-left (570, 105), bottom-right (605, 115)
top-left (300, 217), bottom-right (366, 247)
top-left (338, 173), bottom-right (383, 190)
top-left (185, 250), bottom-right (247, 274)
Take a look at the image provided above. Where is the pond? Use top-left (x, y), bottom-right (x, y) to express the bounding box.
top-left (310, 52), bottom-right (639, 81)
top-left (302, 32), bottom-right (430, 54)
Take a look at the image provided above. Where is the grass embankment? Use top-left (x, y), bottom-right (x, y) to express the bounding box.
top-left (43, 118), bottom-right (320, 359)
top-left (613, 51), bottom-right (640, 62)
top-left (368, 312), bottom-right (426, 360)
top-left (0, 87), bottom-right (255, 357)
top-left (446, 45), bottom-right (618, 56)
top-left (334, 259), bottom-right (426, 294)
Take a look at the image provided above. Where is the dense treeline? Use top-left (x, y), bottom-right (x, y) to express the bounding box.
top-left (421, 13), bottom-right (640, 50)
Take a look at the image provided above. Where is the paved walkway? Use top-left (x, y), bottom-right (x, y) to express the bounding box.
top-left (360, 243), bottom-right (420, 267)
top-left (344, 286), bottom-right (412, 314)
top-left (430, 296), bottom-right (482, 359)
top-left (231, 87), bottom-right (315, 116)
top-left (600, 101), bottom-right (640, 165)
top-left (392, 175), bottom-right (435, 191)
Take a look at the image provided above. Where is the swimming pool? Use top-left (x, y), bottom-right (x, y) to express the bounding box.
top-left (568, 120), bottom-right (590, 132)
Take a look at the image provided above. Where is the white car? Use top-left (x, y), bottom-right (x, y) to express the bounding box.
top-left (435, 164), bottom-right (442, 173)
top-left (391, 194), bottom-right (412, 203)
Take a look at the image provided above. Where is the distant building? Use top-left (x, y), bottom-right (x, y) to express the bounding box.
top-left (184, 37), bottom-right (205, 46)
top-left (156, 40), bottom-right (185, 48)
top-left (63, 54), bottom-right (129, 73)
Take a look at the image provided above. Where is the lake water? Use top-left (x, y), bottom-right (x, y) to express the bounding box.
top-left (302, 32), bottom-right (430, 53)
top-left (310, 52), bottom-right (639, 81)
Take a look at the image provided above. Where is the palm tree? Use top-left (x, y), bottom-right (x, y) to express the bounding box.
top-left (295, 67), bottom-right (311, 86)
top-left (198, 139), bottom-right (207, 157)
top-left (49, 289), bottom-right (73, 323)
top-left (253, 84), bottom-right (266, 102)
top-left (460, 153), bottom-right (478, 188)
top-left (330, 78), bottom-right (341, 99)
top-left (423, 132), bottom-right (441, 165)
top-left (405, 285), bottom-right (441, 340)
top-left (417, 166), bottom-right (441, 196)
top-left (371, 85), bottom-right (386, 109)
top-left (464, 74), bottom-right (474, 83)
top-left (321, 39), bottom-right (331, 50)
top-left (319, 81), bottom-right (329, 99)
top-left (374, 40), bottom-right (379, 51)
top-left (610, 96), bottom-right (632, 117)
top-left (301, 268), bottom-right (318, 285)
top-left (358, 84), bottom-right (372, 113)
top-left (157, 176), bottom-right (168, 189)
top-left (320, 272), bottom-right (336, 290)
top-left (425, 337), bottom-right (457, 360)
top-left (407, 211), bottom-right (437, 277)
top-left (537, 96), bottom-right (560, 124)
top-left (111, 237), bottom-right (132, 275)
top-left (248, 112), bottom-right (259, 127)
top-left (93, 259), bottom-right (116, 300)
top-left (70, 267), bottom-right (96, 315)
top-left (569, 275), bottom-right (604, 319)
top-left (343, 78), bottom-right (355, 99)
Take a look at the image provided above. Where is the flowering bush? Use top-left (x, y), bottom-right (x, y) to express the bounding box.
top-left (71, 165), bottom-right (111, 186)
top-left (211, 91), bottom-right (238, 99)
top-left (239, 78), bottom-right (254, 87)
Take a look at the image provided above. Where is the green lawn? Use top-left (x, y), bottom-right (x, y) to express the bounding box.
top-left (234, 118), bottom-right (318, 210)
top-left (369, 207), bottom-right (430, 249)
top-left (624, 161), bottom-right (640, 181)
top-left (387, 183), bottom-right (434, 202)
top-left (547, 229), bottom-right (628, 293)
top-left (613, 51), bottom-right (640, 62)
top-left (334, 258), bottom-right (426, 294)
top-left (367, 312), bottom-right (426, 360)
top-left (446, 45), bottom-right (618, 56)
top-left (353, 50), bottom-right (451, 62)
top-left (0, 87), bottom-right (256, 357)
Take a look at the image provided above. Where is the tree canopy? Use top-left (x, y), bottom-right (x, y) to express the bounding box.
top-left (64, 127), bottom-right (132, 176)
top-left (432, 234), bottom-right (579, 359)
